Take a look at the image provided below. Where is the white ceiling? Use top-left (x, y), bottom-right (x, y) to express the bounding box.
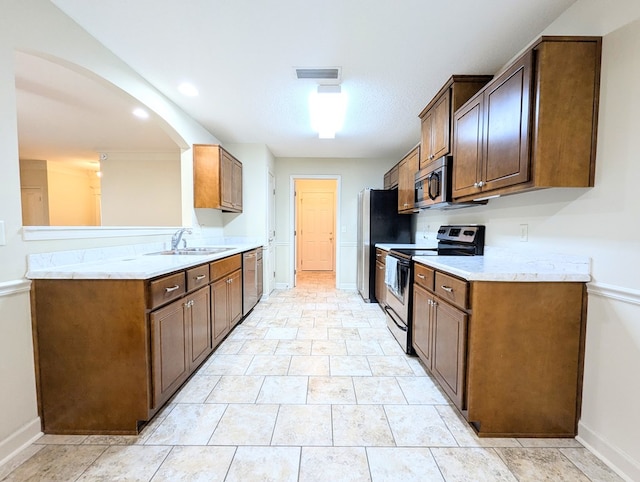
top-left (20, 0), bottom-right (577, 165)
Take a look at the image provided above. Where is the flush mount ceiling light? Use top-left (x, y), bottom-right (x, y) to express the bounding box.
top-left (132, 107), bottom-right (149, 119)
top-left (178, 82), bottom-right (199, 97)
top-left (309, 85), bottom-right (347, 139)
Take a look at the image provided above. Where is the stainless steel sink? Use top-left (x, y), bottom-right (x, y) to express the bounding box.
top-left (145, 247), bottom-right (234, 256)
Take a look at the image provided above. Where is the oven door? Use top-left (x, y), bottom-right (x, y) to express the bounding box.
top-left (385, 255), bottom-right (411, 353)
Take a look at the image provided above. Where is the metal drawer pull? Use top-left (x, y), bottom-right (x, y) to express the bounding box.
top-left (417, 273), bottom-right (426, 279)
top-left (440, 285), bottom-right (453, 293)
top-left (195, 274), bottom-right (207, 280)
top-left (165, 285), bottom-right (180, 293)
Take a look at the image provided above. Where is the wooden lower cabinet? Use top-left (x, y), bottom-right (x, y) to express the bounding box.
top-left (31, 253), bottom-right (250, 435)
top-left (411, 262), bottom-right (586, 437)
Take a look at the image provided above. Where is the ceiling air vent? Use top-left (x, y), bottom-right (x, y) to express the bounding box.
top-left (295, 67), bottom-right (341, 80)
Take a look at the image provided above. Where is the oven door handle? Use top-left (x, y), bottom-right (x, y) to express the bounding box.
top-left (427, 171), bottom-right (441, 200)
top-left (384, 305), bottom-right (407, 332)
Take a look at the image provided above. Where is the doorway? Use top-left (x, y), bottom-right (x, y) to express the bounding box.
top-left (291, 177), bottom-right (340, 288)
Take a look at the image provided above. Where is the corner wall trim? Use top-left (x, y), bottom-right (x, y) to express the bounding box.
top-left (0, 417), bottom-right (42, 469)
top-left (587, 282), bottom-right (640, 306)
top-left (0, 279), bottom-right (32, 297)
top-left (577, 421), bottom-right (639, 482)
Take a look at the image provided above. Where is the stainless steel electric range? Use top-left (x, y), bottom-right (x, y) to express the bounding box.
top-left (384, 225), bottom-right (485, 354)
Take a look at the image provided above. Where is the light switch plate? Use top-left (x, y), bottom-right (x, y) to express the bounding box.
top-left (0, 221), bottom-right (5, 245)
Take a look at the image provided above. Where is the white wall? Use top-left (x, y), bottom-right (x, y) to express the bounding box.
top-left (274, 157), bottom-right (396, 289)
top-left (414, 2), bottom-right (640, 478)
top-left (0, 0), bottom-right (221, 465)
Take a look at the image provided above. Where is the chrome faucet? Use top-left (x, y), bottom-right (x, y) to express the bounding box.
top-left (171, 228), bottom-right (192, 251)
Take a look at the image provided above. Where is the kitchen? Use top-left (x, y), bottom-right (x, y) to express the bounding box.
top-left (1, 0), bottom-right (640, 481)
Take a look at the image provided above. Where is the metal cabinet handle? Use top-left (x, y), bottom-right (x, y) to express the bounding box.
top-left (184, 300), bottom-right (194, 308)
top-left (378, 265), bottom-right (384, 270)
top-left (417, 273), bottom-right (426, 279)
top-left (165, 285), bottom-right (180, 293)
top-left (195, 274), bottom-right (206, 280)
top-left (440, 285), bottom-right (453, 293)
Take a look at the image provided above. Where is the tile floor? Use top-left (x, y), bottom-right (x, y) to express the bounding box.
top-left (0, 272), bottom-right (624, 481)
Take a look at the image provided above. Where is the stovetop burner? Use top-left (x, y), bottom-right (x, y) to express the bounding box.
top-left (390, 225), bottom-right (485, 258)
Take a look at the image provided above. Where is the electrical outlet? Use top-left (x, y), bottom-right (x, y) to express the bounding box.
top-left (519, 224), bottom-right (528, 242)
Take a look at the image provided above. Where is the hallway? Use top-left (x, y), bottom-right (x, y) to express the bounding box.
top-left (0, 277), bottom-right (621, 481)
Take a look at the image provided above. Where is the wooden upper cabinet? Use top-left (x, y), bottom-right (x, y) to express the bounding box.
top-left (194, 144), bottom-right (243, 212)
top-left (452, 36), bottom-right (602, 201)
top-left (419, 76), bottom-right (492, 169)
top-left (397, 146), bottom-right (420, 213)
top-left (383, 164), bottom-right (399, 189)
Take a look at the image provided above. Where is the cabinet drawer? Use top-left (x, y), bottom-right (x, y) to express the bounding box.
top-left (375, 249), bottom-right (387, 264)
top-left (414, 264), bottom-right (434, 290)
top-left (435, 272), bottom-right (469, 309)
top-left (186, 264), bottom-right (210, 292)
top-left (210, 254), bottom-right (242, 281)
top-left (148, 272), bottom-right (186, 309)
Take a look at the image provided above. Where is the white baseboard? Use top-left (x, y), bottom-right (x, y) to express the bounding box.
top-left (338, 282), bottom-right (357, 290)
top-left (577, 421), bottom-right (639, 482)
top-left (275, 283), bottom-right (290, 290)
top-left (0, 417), bottom-right (42, 469)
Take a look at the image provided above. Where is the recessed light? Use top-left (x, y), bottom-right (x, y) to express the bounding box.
top-left (178, 82), bottom-right (199, 97)
top-left (133, 107), bottom-right (149, 119)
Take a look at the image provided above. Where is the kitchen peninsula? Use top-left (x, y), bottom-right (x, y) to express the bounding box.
top-left (27, 241), bottom-right (261, 435)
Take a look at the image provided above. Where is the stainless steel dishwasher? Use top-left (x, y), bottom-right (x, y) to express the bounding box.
top-left (243, 248), bottom-right (263, 315)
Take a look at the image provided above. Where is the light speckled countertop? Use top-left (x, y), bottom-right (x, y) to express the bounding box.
top-left (377, 245), bottom-right (590, 282)
top-left (26, 242), bottom-right (262, 280)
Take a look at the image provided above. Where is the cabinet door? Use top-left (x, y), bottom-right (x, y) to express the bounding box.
top-left (232, 159), bottom-right (243, 211)
top-left (398, 147), bottom-right (419, 213)
top-left (452, 95), bottom-right (484, 198)
top-left (374, 260), bottom-right (386, 306)
top-left (150, 299), bottom-right (189, 408)
top-left (482, 52), bottom-right (532, 191)
top-left (228, 269), bottom-right (243, 328)
top-left (431, 90), bottom-right (451, 160)
top-left (186, 287), bottom-right (212, 370)
top-left (220, 150), bottom-right (234, 210)
top-left (432, 299), bottom-right (468, 409)
top-left (420, 111), bottom-right (434, 168)
top-left (211, 277), bottom-right (230, 347)
top-left (412, 284), bottom-right (433, 370)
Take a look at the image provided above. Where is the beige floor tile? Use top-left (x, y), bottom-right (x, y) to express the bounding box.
top-left (1, 445), bottom-right (103, 481)
top-left (341, 318), bottom-right (373, 328)
top-left (378, 339), bottom-right (407, 355)
top-left (204, 375), bottom-right (264, 403)
top-left (311, 340), bottom-right (347, 355)
top-left (245, 355), bottom-right (292, 375)
top-left (517, 437), bottom-right (583, 448)
top-left (367, 355), bottom-right (415, 376)
top-left (396, 376), bottom-right (449, 404)
top-left (237, 339), bottom-right (279, 354)
top-left (496, 447), bottom-right (590, 481)
top-left (202, 354), bottom-right (254, 375)
top-left (384, 405), bottom-right (456, 446)
top-left (297, 327), bottom-right (329, 340)
top-left (151, 446), bottom-right (236, 482)
top-left (432, 447), bottom-right (518, 482)
top-left (226, 446), bottom-right (300, 482)
top-left (228, 326), bottom-right (268, 340)
top-left (345, 339), bottom-right (384, 355)
top-left (307, 376), bottom-right (356, 404)
top-left (255, 318), bottom-right (288, 328)
top-left (34, 434), bottom-right (88, 445)
top-left (0, 445), bottom-right (44, 479)
top-left (560, 448), bottom-right (624, 481)
top-left (327, 327), bottom-right (361, 340)
top-left (367, 447), bottom-right (445, 482)
top-left (272, 405), bottom-right (332, 446)
top-left (406, 356), bottom-right (430, 376)
top-left (264, 327), bottom-right (299, 340)
top-left (256, 375), bottom-right (308, 404)
top-left (332, 405), bottom-right (395, 446)
top-left (275, 340), bottom-right (312, 355)
top-left (330, 355), bottom-right (372, 376)
top-left (83, 435), bottom-right (140, 446)
top-left (172, 374), bottom-right (221, 403)
top-left (358, 327), bottom-right (395, 340)
top-left (289, 355), bottom-right (330, 376)
top-left (77, 445), bottom-right (171, 481)
top-left (145, 404), bottom-right (226, 445)
top-left (212, 339), bottom-right (245, 355)
top-left (208, 404), bottom-right (279, 446)
top-left (353, 376), bottom-right (407, 404)
top-left (313, 317), bottom-right (343, 327)
top-left (299, 447), bottom-right (371, 482)
top-left (435, 405), bottom-right (520, 448)
top-left (285, 316), bottom-right (315, 328)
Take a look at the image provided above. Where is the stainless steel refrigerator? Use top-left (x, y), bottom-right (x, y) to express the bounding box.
top-left (357, 188), bottom-right (413, 302)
